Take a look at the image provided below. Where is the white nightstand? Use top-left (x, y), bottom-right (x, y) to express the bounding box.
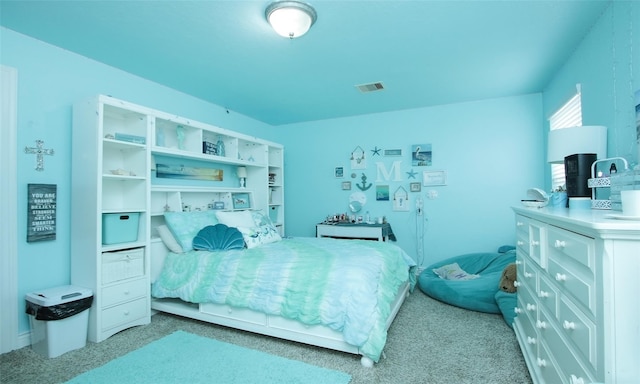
top-left (316, 223), bottom-right (391, 242)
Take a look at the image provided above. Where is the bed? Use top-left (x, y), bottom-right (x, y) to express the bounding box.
top-left (149, 210), bottom-right (415, 367)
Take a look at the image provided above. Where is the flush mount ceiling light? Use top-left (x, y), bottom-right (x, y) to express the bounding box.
top-left (266, 1), bottom-right (317, 39)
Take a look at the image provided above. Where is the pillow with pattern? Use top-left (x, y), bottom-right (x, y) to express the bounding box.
top-left (433, 263), bottom-right (480, 280)
top-left (237, 223), bottom-right (281, 249)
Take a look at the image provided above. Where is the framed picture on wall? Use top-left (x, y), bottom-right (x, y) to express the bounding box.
top-left (423, 170), bottom-right (447, 186)
top-left (341, 181), bottom-right (352, 190)
top-left (410, 182), bottom-right (421, 192)
top-left (335, 166), bottom-right (344, 178)
top-left (384, 149), bottom-right (402, 157)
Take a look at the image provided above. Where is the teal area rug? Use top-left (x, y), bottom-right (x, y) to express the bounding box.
top-left (66, 330), bottom-right (351, 384)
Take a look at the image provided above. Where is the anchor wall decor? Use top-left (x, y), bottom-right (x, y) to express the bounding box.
top-left (356, 173), bottom-right (372, 191)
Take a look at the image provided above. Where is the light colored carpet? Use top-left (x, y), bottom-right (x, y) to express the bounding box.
top-left (65, 330), bottom-right (351, 384)
top-left (1, 291), bottom-right (532, 383)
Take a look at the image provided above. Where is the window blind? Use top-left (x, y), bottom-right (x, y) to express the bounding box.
top-left (549, 92), bottom-right (582, 190)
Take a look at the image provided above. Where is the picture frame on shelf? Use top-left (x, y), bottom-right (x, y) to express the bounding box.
top-left (232, 193), bottom-right (251, 209)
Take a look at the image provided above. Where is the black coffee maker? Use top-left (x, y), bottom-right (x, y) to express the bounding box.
top-left (564, 153), bottom-right (597, 206)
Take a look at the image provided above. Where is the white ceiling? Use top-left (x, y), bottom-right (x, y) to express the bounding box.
top-left (0, 0), bottom-right (610, 125)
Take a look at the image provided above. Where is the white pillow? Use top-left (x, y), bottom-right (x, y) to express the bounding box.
top-left (238, 224), bottom-right (282, 249)
top-left (432, 263), bottom-right (480, 280)
top-left (215, 210), bottom-right (255, 228)
top-left (157, 225), bottom-right (184, 254)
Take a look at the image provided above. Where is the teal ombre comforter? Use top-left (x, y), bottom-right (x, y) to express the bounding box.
top-left (152, 237), bottom-right (415, 362)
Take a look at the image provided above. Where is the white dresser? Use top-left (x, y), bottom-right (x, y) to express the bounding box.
top-left (512, 207), bottom-right (640, 384)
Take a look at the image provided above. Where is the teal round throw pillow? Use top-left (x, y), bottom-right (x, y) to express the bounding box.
top-left (192, 224), bottom-right (245, 251)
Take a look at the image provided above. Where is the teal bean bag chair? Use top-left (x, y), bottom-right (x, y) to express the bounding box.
top-left (418, 248), bottom-right (516, 316)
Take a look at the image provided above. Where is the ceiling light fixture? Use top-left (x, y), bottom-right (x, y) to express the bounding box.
top-left (266, 1), bottom-right (317, 39)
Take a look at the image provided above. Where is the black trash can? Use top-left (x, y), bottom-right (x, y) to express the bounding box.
top-left (25, 285), bottom-right (93, 358)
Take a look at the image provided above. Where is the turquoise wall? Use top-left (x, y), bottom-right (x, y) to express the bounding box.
top-left (275, 94), bottom-right (544, 266)
top-left (542, 1), bottom-right (640, 187)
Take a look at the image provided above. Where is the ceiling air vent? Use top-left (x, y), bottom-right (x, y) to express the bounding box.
top-left (355, 82), bottom-right (385, 93)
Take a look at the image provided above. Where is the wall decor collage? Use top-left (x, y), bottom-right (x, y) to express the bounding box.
top-left (335, 144), bottom-right (446, 211)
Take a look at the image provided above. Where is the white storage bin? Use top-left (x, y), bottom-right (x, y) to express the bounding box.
top-left (25, 285), bottom-right (93, 358)
top-left (102, 247), bottom-right (144, 284)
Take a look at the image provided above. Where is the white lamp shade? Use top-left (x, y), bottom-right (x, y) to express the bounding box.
top-left (547, 125), bottom-right (607, 164)
top-left (266, 1), bottom-right (317, 38)
top-left (237, 167), bottom-right (247, 178)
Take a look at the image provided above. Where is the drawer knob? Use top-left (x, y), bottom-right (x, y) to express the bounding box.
top-left (526, 336), bottom-right (536, 345)
top-left (515, 307), bottom-right (523, 314)
top-left (515, 260), bottom-right (522, 265)
top-left (531, 240), bottom-right (539, 247)
top-left (569, 374), bottom-right (585, 384)
top-left (538, 290), bottom-right (549, 298)
top-left (555, 273), bottom-right (567, 281)
top-left (517, 221), bottom-right (524, 227)
top-left (563, 320), bottom-right (576, 330)
top-left (524, 272), bottom-right (532, 278)
top-left (124, 310), bottom-right (130, 316)
top-left (536, 358), bottom-right (547, 367)
top-left (517, 240), bottom-right (524, 246)
top-left (536, 320), bottom-right (547, 329)
top-left (124, 290), bottom-right (130, 295)
top-left (526, 303), bottom-right (536, 311)
top-left (554, 239), bottom-right (566, 248)
top-left (513, 281), bottom-right (521, 287)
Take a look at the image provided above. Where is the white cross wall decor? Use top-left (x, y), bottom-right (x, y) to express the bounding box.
top-left (24, 139), bottom-right (54, 171)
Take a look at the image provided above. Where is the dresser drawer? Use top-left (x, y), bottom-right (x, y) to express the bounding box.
top-left (515, 310), bottom-right (538, 358)
top-left (537, 275), bottom-right (559, 318)
top-left (517, 256), bottom-right (537, 290)
top-left (101, 278), bottom-right (147, 308)
top-left (547, 257), bottom-right (595, 316)
top-left (515, 215), bottom-right (530, 254)
top-left (528, 222), bottom-right (544, 268)
top-left (539, 308), bottom-right (596, 383)
top-left (558, 296), bottom-right (597, 370)
top-left (101, 297), bottom-right (148, 331)
top-left (518, 280), bottom-right (539, 316)
top-left (546, 227), bottom-right (595, 276)
top-left (537, 339), bottom-right (564, 384)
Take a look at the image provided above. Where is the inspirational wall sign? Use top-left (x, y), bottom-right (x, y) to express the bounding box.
top-left (27, 184), bottom-right (57, 242)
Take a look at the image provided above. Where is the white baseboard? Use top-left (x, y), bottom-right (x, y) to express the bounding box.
top-left (17, 332), bottom-right (31, 350)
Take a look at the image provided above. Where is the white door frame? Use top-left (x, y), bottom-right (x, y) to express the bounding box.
top-left (0, 65), bottom-right (19, 354)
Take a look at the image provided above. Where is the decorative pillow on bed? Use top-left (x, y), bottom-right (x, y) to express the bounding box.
top-left (215, 210), bottom-right (281, 249)
top-left (215, 210), bottom-right (255, 228)
top-left (156, 225), bottom-right (184, 253)
top-left (433, 262), bottom-right (480, 280)
top-left (237, 223), bottom-right (281, 249)
top-left (164, 211), bottom-right (219, 251)
top-left (192, 224), bottom-right (245, 251)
